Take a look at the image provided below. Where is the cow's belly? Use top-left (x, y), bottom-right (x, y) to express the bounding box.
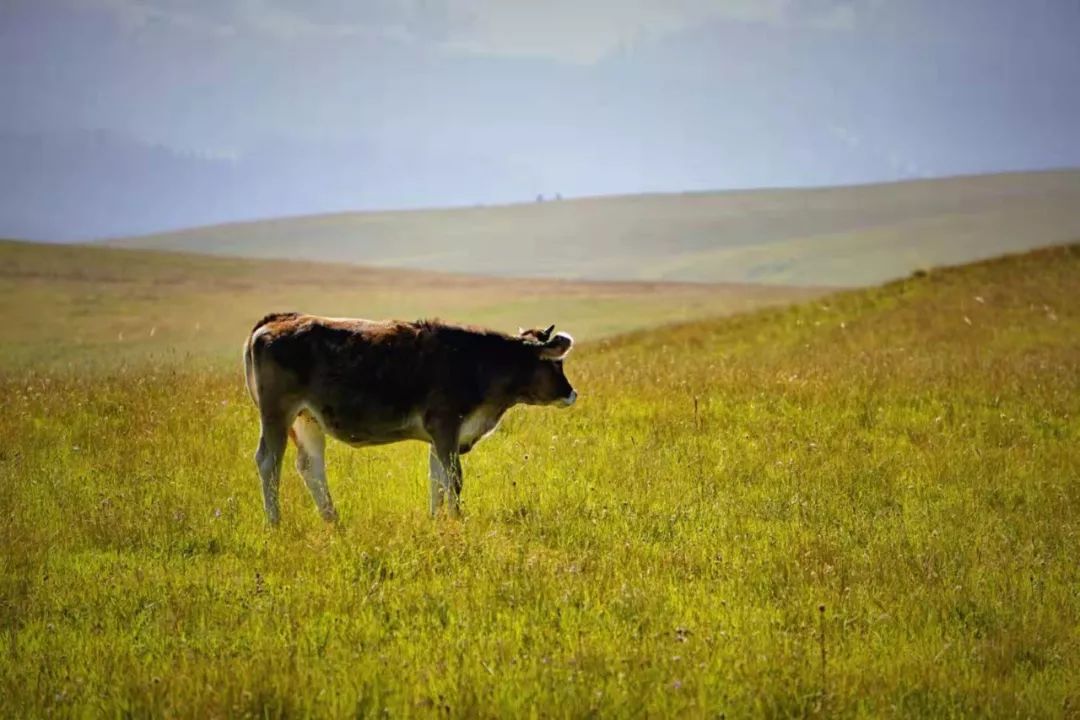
top-left (302, 405), bottom-right (429, 447)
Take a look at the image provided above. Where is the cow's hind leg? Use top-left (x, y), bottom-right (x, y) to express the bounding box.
top-left (254, 405), bottom-right (292, 526)
top-left (292, 411), bottom-right (338, 523)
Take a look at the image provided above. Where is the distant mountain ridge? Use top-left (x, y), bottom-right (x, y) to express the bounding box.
top-left (104, 170), bottom-right (1080, 286)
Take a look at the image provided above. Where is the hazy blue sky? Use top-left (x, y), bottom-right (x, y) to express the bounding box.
top-left (2, 0), bottom-right (1079, 239)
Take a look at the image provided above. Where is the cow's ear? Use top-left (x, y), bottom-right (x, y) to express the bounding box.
top-left (539, 332), bottom-right (573, 360)
top-left (520, 325), bottom-right (555, 343)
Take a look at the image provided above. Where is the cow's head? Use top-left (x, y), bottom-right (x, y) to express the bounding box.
top-left (518, 325), bottom-right (577, 407)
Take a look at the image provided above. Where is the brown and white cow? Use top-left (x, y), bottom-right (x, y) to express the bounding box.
top-left (242, 313), bottom-right (576, 524)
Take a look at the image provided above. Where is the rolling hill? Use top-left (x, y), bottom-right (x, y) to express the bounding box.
top-left (0, 239), bottom-right (823, 372)
top-left (105, 169), bottom-right (1080, 286)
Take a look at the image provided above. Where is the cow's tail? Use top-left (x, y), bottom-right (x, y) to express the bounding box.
top-left (243, 332), bottom-right (259, 408)
top-left (243, 312), bottom-right (300, 408)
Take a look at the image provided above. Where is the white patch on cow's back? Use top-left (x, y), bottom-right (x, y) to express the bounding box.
top-left (251, 324), bottom-right (274, 343)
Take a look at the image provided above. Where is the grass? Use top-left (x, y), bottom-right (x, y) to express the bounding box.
top-left (0, 239), bottom-right (821, 372)
top-left (1, 244), bottom-right (1079, 717)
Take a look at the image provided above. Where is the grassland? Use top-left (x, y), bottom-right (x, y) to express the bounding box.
top-left (105, 170), bottom-right (1080, 286)
top-left (2, 243), bottom-right (1079, 717)
top-left (0, 239), bottom-right (820, 372)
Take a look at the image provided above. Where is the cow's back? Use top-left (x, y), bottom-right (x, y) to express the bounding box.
top-left (256, 315), bottom-right (424, 393)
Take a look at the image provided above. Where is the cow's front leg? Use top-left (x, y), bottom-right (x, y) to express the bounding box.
top-left (428, 429), bottom-right (463, 518)
top-left (428, 446), bottom-right (447, 516)
top-left (292, 412), bottom-right (338, 524)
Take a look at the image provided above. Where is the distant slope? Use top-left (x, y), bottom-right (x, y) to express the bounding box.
top-left (0, 239), bottom-right (823, 372)
top-left (105, 170), bottom-right (1080, 286)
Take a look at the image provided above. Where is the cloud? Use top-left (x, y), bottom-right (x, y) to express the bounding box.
top-left (73, 0), bottom-right (867, 62)
top-left (235, 0), bottom-right (418, 42)
top-left (435, 0), bottom-right (792, 64)
top-left (70, 0), bottom-right (414, 42)
top-left (808, 3), bottom-right (858, 31)
top-left (69, 0), bottom-right (238, 36)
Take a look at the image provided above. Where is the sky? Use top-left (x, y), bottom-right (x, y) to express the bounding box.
top-left (1, 0), bottom-right (1079, 240)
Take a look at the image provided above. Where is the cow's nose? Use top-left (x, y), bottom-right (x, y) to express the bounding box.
top-left (561, 390), bottom-right (577, 407)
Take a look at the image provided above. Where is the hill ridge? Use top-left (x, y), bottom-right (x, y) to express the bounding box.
top-left (104, 169), bottom-right (1080, 287)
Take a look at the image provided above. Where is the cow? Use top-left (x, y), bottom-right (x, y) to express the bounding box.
top-left (242, 313), bottom-right (577, 524)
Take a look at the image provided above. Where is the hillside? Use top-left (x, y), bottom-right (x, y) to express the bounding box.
top-left (105, 170), bottom-right (1080, 286)
top-left (2, 244), bottom-right (1077, 716)
top-left (0, 239), bottom-right (822, 372)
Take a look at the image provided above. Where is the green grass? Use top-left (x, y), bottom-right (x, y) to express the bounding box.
top-left (2, 245), bottom-right (1079, 717)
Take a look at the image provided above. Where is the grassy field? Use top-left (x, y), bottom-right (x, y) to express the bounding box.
top-left (0, 239), bottom-right (821, 372)
top-left (105, 170), bottom-right (1080, 286)
top-left (2, 243), bottom-right (1079, 717)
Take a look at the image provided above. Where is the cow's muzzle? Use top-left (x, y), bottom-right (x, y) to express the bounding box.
top-left (557, 390), bottom-right (577, 407)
